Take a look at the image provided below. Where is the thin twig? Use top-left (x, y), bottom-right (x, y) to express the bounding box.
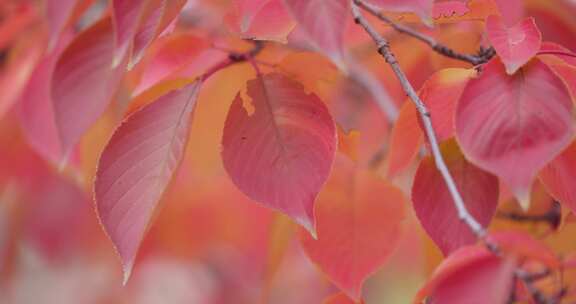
top-left (351, 1), bottom-right (486, 239)
top-left (515, 269), bottom-right (557, 304)
top-left (351, 4), bottom-right (564, 302)
top-left (354, 0), bottom-right (495, 66)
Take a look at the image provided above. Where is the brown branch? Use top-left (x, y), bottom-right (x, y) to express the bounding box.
top-left (354, 0), bottom-right (495, 66)
top-left (515, 269), bottom-right (558, 304)
top-left (498, 201), bottom-right (561, 230)
top-left (351, 1), bottom-right (486, 239)
top-left (351, 3), bottom-right (563, 303)
top-left (201, 40), bottom-right (264, 81)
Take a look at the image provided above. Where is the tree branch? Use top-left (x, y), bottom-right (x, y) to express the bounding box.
top-left (354, 0), bottom-right (495, 66)
top-left (350, 1), bottom-right (486, 239)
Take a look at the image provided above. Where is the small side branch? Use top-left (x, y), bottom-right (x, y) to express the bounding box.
top-left (351, 1), bottom-right (486, 239)
top-left (353, 0), bottom-right (495, 66)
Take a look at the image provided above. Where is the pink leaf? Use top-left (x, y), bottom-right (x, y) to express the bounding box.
top-left (51, 18), bottom-right (126, 159)
top-left (283, 0), bottom-right (348, 65)
top-left (386, 102), bottom-right (422, 178)
top-left (416, 245), bottom-right (516, 304)
top-left (18, 35), bottom-right (72, 164)
top-left (44, 0), bottom-right (78, 47)
top-left (540, 141), bottom-right (576, 214)
top-left (455, 58), bottom-right (574, 208)
top-left (112, 0), bottom-right (148, 66)
top-left (95, 81), bottom-right (202, 283)
top-left (300, 156), bottom-right (405, 301)
top-left (486, 15), bottom-right (542, 75)
top-left (221, 73), bottom-right (337, 234)
top-left (419, 68), bottom-right (474, 142)
top-left (412, 140), bottom-right (498, 255)
top-left (131, 0), bottom-right (187, 67)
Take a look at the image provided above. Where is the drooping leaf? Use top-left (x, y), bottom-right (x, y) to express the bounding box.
top-left (95, 81), bottom-right (202, 283)
top-left (44, 0), bottom-right (93, 47)
top-left (455, 58), bottom-right (574, 208)
top-left (222, 73), bottom-right (337, 233)
top-left (18, 34), bottom-right (72, 164)
top-left (51, 18), bottom-right (126, 159)
top-left (283, 0), bottom-right (348, 66)
top-left (486, 15), bottom-right (542, 74)
top-left (131, 0), bottom-right (187, 66)
top-left (540, 141), bottom-right (576, 214)
top-left (300, 156), bottom-right (405, 301)
top-left (111, 0), bottom-right (148, 65)
top-left (416, 245), bottom-right (516, 304)
top-left (412, 140), bottom-right (498, 255)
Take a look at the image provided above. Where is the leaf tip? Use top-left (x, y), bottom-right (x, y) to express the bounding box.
top-left (515, 188), bottom-right (531, 211)
top-left (122, 261), bottom-right (134, 286)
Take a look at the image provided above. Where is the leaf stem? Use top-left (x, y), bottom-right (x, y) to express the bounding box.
top-left (351, 0), bottom-right (486, 239)
top-left (201, 40), bottom-right (264, 81)
top-left (353, 0), bottom-right (495, 66)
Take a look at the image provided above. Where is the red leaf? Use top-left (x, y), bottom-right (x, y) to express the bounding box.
top-left (18, 35), bottom-right (72, 164)
top-left (222, 73), bottom-right (337, 233)
top-left (416, 245), bottom-right (516, 304)
top-left (131, 0), bottom-right (187, 67)
top-left (412, 140), bottom-right (498, 255)
top-left (300, 156), bottom-right (405, 301)
top-left (486, 15), bottom-right (542, 75)
top-left (95, 81), bottom-right (202, 283)
top-left (455, 58), bottom-right (574, 208)
top-left (386, 102), bottom-right (422, 178)
top-left (112, 0), bottom-right (148, 65)
top-left (419, 68), bottom-right (474, 142)
top-left (228, 0), bottom-right (295, 42)
top-left (135, 34), bottom-right (209, 95)
top-left (540, 141), bottom-right (576, 214)
top-left (372, 0), bottom-right (433, 21)
top-left (44, 0), bottom-right (81, 47)
top-left (283, 0), bottom-right (348, 65)
top-left (51, 18), bottom-right (126, 159)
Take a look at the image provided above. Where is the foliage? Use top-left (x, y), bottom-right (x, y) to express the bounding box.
top-left (1, 0), bottom-right (576, 303)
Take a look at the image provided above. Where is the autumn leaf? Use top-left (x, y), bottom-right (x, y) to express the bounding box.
top-left (95, 81), bottom-right (201, 283)
top-left (222, 72), bottom-right (337, 234)
top-left (300, 156), bottom-right (405, 301)
top-left (455, 58), bottom-right (574, 208)
top-left (52, 18), bottom-right (126, 160)
top-left (412, 140), bottom-right (499, 255)
top-left (486, 15), bottom-right (542, 75)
